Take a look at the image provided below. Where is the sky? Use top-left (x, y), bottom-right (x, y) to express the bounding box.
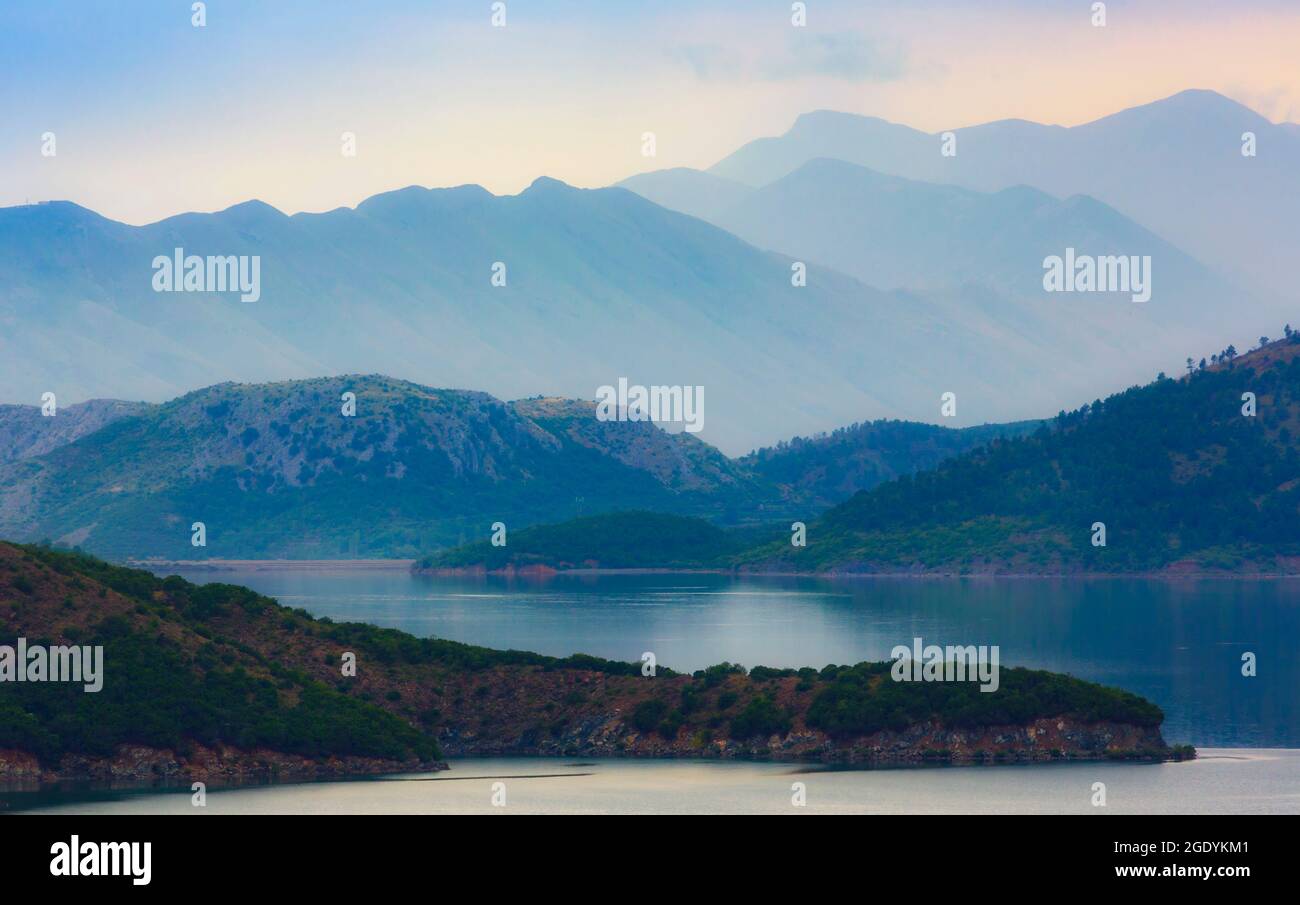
top-left (3, 0), bottom-right (1299, 224)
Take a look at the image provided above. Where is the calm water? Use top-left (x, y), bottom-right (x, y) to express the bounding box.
top-left (13, 751), bottom-right (1300, 815)
top-left (164, 569), bottom-right (1300, 749)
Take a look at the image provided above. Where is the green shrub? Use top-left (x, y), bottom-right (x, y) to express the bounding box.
top-left (729, 695), bottom-right (791, 739)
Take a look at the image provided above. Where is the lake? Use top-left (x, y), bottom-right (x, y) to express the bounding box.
top-left (163, 568), bottom-right (1300, 749)
top-left (13, 750), bottom-right (1299, 815)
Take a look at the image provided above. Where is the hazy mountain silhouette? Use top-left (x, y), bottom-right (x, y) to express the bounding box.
top-left (0, 178), bottom-right (1167, 454)
top-left (688, 90), bottom-right (1298, 304)
top-left (622, 156), bottom-right (1250, 396)
top-left (627, 157), bottom-right (1227, 302)
top-left (614, 166), bottom-right (752, 222)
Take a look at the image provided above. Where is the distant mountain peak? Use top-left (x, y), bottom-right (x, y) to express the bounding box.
top-left (1092, 87), bottom-right (1272, 130)
top-left (0, 198), bottom-right (105, 225)
top-left (789, 109), bottom-right (888, 131)
top-left (1160, 87), bottom-right (1244, 106)
top-left (521, 175), bottom-right (578, 195)
top-left (351, 183), bottom-right (493, 218)
top-left (218, 198), bottom-right (285, 218)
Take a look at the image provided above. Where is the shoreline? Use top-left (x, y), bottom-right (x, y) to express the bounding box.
top-left (4, 742), bottom-right (1207, 807)
top-left (416, 564), bottom-right (1300, 580)
top-left (130, 558), bottom-right (416, 572)
top-left (124, 558), bottom-right (1300, 580)
top-left (0, 742), bottom-right (446, 787)
top-left (14, 749), bottom-right (1296, 816)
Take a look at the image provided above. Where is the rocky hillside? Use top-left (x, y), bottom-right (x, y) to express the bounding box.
top-left (0, 376), bottom-right (764, 559)
top-left (0, 543), bottom-right (1180, 790)
top-left (0, 399), bottom-right (150, 465)
top-left (512, 397), bottom-right (746, 495)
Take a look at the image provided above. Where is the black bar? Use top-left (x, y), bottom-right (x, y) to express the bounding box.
top-left (0, 815), bottom-right (1281, 890)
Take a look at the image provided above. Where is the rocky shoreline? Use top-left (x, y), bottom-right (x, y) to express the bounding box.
top-left (2, 718), bottom-right (1186, 795)
top-left (438, 716), bottom-right (1185, 765)
top-left (413, 561), bottom-right (1300, 580)
top-left (0, 743), bottom-right (447, 792)
top-left (129, 559), bottom-right (417, 572)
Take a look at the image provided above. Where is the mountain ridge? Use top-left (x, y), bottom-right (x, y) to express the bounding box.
top-left (637, 155), bottom-right (1225, 302)
top-left (3, 176), bottom-right (1069, 454)
top-left (0, 375), bottom-right (1036, 560)
top-left (695, 89), bottom-right (1298, 305)
top-left (417, 332), bottom-right (1300, 576)
top-left (741, 335), bottom-right (1300, 574)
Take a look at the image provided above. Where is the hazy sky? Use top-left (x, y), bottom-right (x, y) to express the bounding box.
top-left (3, 0), bottom-right (1298, 224)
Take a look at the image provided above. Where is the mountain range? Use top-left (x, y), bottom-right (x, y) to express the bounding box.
top-left (422, 335), bottom-right (1300, 575)
top-left (5, 89), bottom-right (1290, 457)
top-left (622, 157), bottom-right (1227, 305)
top-left (0, 376), bottom-right (1030, 559)
top-left (0, 180), bottom-right (1070, 455)
top-left (638, 89), bottom-right (1298, 306)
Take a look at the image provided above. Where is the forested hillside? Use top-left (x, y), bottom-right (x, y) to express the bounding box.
top-left (743, 336), bottom-right (1300, 573)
